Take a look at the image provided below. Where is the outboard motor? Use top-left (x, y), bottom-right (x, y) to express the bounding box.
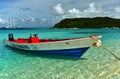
top-left (8, 33), bottom-right (14, 41)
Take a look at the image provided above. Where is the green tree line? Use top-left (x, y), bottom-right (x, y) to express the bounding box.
top-left (53, 17), bottom-right (120, 28)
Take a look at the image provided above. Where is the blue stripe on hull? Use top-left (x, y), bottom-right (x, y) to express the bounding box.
top-left (31, 47), bottom-right (90, 58)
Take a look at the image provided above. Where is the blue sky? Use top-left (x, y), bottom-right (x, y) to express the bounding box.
top-left (0, 0), bottom-right (120, 28)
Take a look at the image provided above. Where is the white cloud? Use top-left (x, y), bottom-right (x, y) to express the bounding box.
top-left (115, 7), bottom-right (120, 13)
top-left (84, 2), bottom-right (100, 13)
top-left (27, 16), bottom-right (36, 22)
top-left (53, 3), bottom-right (65, 15)
top-left (68, 8), bottom-right (81, 14)
top-left (0, 18), bottom-right (6, 24)
top-left (53, 2), bottom-right (111, 19)
top-left (20, 16), bottom-right (37, 23)
top-left (41, 18), bottom-right (47, 22)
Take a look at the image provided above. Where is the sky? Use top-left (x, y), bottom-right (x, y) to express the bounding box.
top-left (0, 0), bottom-right (120, 28)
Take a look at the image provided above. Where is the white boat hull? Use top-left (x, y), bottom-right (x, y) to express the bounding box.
top-left (4, 36), bottom-right (101, 58)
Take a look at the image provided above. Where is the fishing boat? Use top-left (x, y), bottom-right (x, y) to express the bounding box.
top-left (3, 34), bottom-right (102, 58)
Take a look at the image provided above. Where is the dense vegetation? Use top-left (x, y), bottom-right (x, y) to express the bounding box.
top-left (53, 17), bottom-right (120, 28)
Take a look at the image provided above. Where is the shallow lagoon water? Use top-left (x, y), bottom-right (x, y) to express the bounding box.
top-left (0, 28), bottom-right (120, 79)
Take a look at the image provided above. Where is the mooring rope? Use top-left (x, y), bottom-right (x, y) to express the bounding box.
top-left (94, 40), bottom-right (120, 61)
top-left (102, 45), bottom-right (120, 61)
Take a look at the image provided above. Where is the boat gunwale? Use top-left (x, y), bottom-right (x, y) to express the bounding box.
top-left (4, 36), bottom-right (101, 45)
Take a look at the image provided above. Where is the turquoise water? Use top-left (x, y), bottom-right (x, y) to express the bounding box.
top-left (0, 28), bottom-right (120, 79)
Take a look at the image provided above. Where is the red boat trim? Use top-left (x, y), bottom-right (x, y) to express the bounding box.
top-left (9, 38), bottom-right (77, 44)
top-left (8, 36), bottom-right (94, 44)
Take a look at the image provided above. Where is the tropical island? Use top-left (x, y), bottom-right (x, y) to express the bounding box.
top-left (53, 17), bottom-right (120, 28)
